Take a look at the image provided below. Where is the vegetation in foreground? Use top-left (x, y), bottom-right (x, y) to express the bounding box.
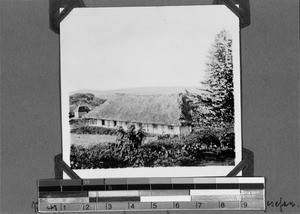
top-left (70, 126), bottom-right (235, 169)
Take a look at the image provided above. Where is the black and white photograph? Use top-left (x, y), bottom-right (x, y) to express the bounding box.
top-left (2, 1), bottom-right (299, 213)
top-left (60, 5), bottom-right (242, 178)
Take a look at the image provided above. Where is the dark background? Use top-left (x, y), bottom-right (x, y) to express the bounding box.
top-left (0, 0), bottom-right (299, 213)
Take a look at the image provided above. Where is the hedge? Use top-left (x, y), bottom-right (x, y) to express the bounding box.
top-left (70, 140), bottom-right (235, 169)
top-left (69, 126), bottom-right (235, 169)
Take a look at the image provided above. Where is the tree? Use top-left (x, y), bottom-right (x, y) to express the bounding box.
top-left (69, 93), bottom-right (106, 107)
top-left (187, 29), bottom-right (234, 130)
top-left (70, 93), bottom-right (95, 105)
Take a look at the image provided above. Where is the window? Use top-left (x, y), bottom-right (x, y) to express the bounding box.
top-left (168, 125), bottom-right (174, 130)
top-left (101, 120), bottom-right (105, 125)
top-left (113, 121), bottom-right (117, 126)
top-left (153, 124), bottom-right (158, 129)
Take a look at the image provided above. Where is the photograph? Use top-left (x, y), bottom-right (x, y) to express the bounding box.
top-left (60, 5), bottom-right (242, 178)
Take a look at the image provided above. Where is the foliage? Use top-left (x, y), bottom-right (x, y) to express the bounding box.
top-left (70, 141), bottom-right (235, 169)
top-left (70, 93), bottom-right (106, 107)
top-left (70, 93), bottom-right (95, 105)
top-left (157, 134), bottom-right (171, 140)
top-left (70, 118), bottom-right (89, 126)
top-left (116, 124), bottom-right (146, 150)
top-left (220, 132), bottom-right (235, 149)
top-left (187, 29), bottom-right (234, 130)
top-left (70, 130), bottom-right (235, 169)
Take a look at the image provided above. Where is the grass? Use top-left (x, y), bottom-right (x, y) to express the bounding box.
top-left (71, 134), bottom-right (117, 147)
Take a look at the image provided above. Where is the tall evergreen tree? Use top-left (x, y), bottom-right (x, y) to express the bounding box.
top-left (188, 29), bottom-right (234, 130)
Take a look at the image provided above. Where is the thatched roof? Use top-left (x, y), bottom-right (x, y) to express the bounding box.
top-left (84, 94), bottom-right (192, 126)
top-left (74, 105), bottom-right (91, 113)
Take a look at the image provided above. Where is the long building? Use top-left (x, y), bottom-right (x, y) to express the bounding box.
top-left (83, 93), bottom-right (193, 135)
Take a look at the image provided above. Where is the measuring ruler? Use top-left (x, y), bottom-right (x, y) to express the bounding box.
top-left (38, 177), bottom-right (265, 212)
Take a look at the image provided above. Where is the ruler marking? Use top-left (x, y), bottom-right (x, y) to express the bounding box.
top-left (38, 177), bottom-right (265, 212)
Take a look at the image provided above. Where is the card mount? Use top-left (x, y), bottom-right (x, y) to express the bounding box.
top-left (49, 0), bottom-right (250, 34)
top-left (54, 148), bottom-right (254, 179)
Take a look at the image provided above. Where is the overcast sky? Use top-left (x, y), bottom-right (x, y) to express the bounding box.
top-left (60, 5), bottom-right (239, 92)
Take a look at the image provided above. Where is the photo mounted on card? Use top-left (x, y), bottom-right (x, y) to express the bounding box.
top-left (60, 5), bottom-right (241, 178)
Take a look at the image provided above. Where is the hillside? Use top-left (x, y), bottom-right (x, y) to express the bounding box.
top-left (71, 86), bottom-right (199, 98)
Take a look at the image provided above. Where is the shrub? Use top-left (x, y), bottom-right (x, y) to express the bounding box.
top-left (117, 125), bottom-right (146, 150)
top-left (70, 126), bottom-right (118, 135)
top-left (70, 138), bottom-right (235, 169)
top-left (220, 132), bottom-right (235, 149)
top-left (157, 134), bottom-right (171, 140)
top-left (194, 129), bottom-right (221, 147)
top-left (69, 126), bottom-right (236, 169)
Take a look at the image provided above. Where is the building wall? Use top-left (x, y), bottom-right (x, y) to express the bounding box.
top-left (88, 119), bottom-right (97, 126)
top-left (141, 123), bottom-right (183, 135)
top-left (74, 111), bottom-right (88, 119)
top-left (74, 112), bottom-right (79, 118)
top-left (79, 112), bottom-right (88, 118)
top-left (90, 119), bottom-right (187, 135)
top-left (173, 126), bottom-right (181, 135)
top-left (94, 119), bottom-right (118, 129)
top-left (180, 126), bottom-right (191, 135)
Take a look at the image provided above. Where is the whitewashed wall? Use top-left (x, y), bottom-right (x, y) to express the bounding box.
top-left (90, 119), bottom-right (188, 135)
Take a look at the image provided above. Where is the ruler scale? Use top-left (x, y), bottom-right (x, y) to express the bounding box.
top-left (38, 177), bottom-right (265, 212)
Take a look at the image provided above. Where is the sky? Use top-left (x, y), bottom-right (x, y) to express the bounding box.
top-left (60, 5), bottom-right (239, 92)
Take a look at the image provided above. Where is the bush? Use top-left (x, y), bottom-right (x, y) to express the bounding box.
top-left (157, 134), bottom-right (170, 140)
top-left (70, 137), bottom-right (235, 169)
top-left (150, 130), bottom-right (221, 148)
top-left (69, 126), bottom-right (236, 169)
top-left (69, 118), bottom-right (94, 128)
top-left (193, 129), bottom-right (221, 147)
top-left (220, 132), bottom-right (235, 149)
top-left (70, 126), bottom-right (118, 135)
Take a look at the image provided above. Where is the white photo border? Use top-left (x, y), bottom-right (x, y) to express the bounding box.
top-left (60, 5), bottom-right (242, 179)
